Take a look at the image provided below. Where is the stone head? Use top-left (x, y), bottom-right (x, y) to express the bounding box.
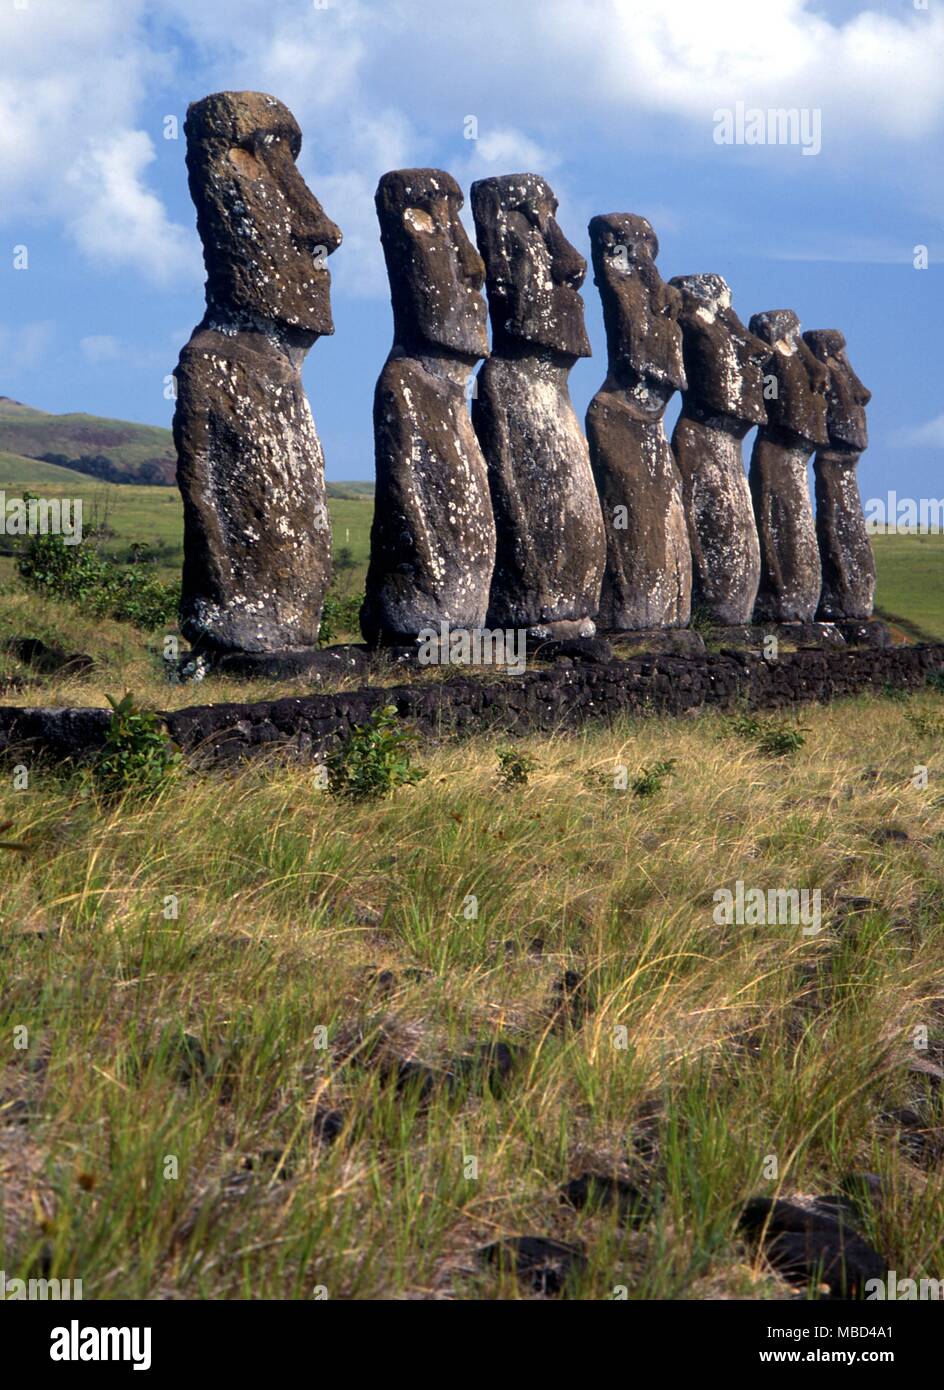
top-left (749, 309), bottom-right (829, 446)
top-left (375, 168), bottom-right (488, 359)
top-left (470, 173), bottom-right (590, 358)
top-left (802, 329), bottom-right (871, 453)
top-left (588, 213), bottom-right (686, 405)
top-left (185, 91), bottom-right (342, 336)
top-left (670, 272), bottom-right (772, 427)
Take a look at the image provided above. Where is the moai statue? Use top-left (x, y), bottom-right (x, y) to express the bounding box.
top-left (361, 170), bottom-right (496, 646)
top-left (174, 91), bottom-right (341, 660)
top-left (802, 330), bottom-right (875, 620)
top-left (470, 175), bottom-right (605, 638)
top-left (747, 310), bottom-right (829, 622)
top-left (585, 214), bottom-right (691, 629)
top-left (668, 274), bottom-right (770, 625)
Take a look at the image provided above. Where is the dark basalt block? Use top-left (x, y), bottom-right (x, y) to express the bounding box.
top-left (738, 1195), bottom-right (887, 1298)
top-left (210, 644), bottom-right (370, 681)
top-left (835, 619), bottom-right (891, 649)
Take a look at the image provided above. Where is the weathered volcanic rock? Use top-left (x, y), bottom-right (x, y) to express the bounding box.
top-left (585, 215), bottom-right (692, 629)
top-left (361, 169), bottom-right (496, 646)
top-left (669, 274), bottom-right (769, 623)
top-left (802, 330), bottom-right (875, 621)
top-left (748, 310), bottom-right (829, 622)
top-left (174, 91), bottom-right (341, 657)
top-left (738, 1195), bottom-right (886, 1299)
top-left (470, 174), bottom-right (605, 637)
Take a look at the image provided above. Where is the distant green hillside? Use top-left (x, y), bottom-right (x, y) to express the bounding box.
top-left (0, 397), bottom-right (177, 484)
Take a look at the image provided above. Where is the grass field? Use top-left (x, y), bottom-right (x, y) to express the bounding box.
top-left (872, 533), bottom-right (944, 642)
top-left (1, 692), bottom-right (943, 1298)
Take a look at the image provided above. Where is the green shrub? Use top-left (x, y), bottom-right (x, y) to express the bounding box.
top-left (756, 721), bottom-right (808, 756)
top-left (927, 670), bottom-right (944, 694)
top-left (631, 758), bottom-right (676, 798)
top-left (319, 590), bottom-right (363, 646)
top-left (327, 704), bottom-right (426, 801)
top-left (496, 747), bottom-right (538, 788)
top-left (17, 531), bottom-right (179, 632)
top-left (725, 712), bottom-right (763, 741)
top-left (89, 693), bottom-right (182, 798)
top-left (724, 712), bottom-right (807, 756)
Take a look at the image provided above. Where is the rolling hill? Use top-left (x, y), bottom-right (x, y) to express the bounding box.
top-left (0, 396), bottom-right (177, 484)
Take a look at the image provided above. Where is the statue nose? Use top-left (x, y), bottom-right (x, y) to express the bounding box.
top-left (547, 222), bottom-right (586, 289)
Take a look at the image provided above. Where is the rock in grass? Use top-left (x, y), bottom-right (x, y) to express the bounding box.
top-left (561, 1173), bottom-right (651, 1227)
top-left (392, 1040), bottom-right (524, 1104)
top-left (312, 1106), bottom-right (344, 1146)
top-left (738, 1195), bottom-right (886, 1298)
top-left (479, 1236), bottom-right (586, 1295)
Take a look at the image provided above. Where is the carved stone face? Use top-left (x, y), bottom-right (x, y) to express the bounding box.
top-left (802, 330), bottom-right (871, 453)
top-left (375, 168), bottom-right (488, 359)
top-left (749, 309), bottom-right (829, 447)
top-left (470, 174), bottom-right (590, 358)
top-left (185, 91), bottom-right (342, 335)
top-left (588, 213), bottom-right (686, 406)
top-left (670, 272), bottom-right (772, 427)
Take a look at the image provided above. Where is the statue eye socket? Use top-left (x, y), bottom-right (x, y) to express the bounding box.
top-left (403, 207), bottom-right (436, 234)
top-left (227, 146), bottom-right (263, 178)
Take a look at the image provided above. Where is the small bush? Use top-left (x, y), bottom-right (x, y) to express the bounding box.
top-left (327, 704), bottom-right (426, 801)
top-left (496, 747), bottom-right (538, 788)
top-left (907, 710), bottom-right (944, 740)
top-left (631, 758), bottom-right (676, 798)
top-left (724, 712), bottom-right (807, 756)
top-left (17, 531), bottom-right (179, 632)
top-left (756, 722), bottom-right (808, 757)
top-left (880, 683), bottom-right (911, 703)
top-left (725, 712), bottom-right (762, 741)
top-left (927, 670), bottom-right (944, 695)
top-left (319, 590), bottom-right (363, 646)
top-left (89, 692), bottom-right (181, 798)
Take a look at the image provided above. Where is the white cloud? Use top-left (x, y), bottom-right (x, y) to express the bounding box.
top-left (0, 321), bottom-right (55, 374)
top-left (0, 0), bottom-right (940, 297)
top-left (461, 127), bottom-right (559, 177)
top-left (79, 334), bottom-right (122, 364)
top-left (66, 131), bottom-right (200, 286)
top-left (895, 414), bottom-right (944, 448)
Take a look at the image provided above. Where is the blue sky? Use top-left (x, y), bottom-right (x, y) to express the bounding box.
top-left (1, 0), bottom-right (941, 506)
